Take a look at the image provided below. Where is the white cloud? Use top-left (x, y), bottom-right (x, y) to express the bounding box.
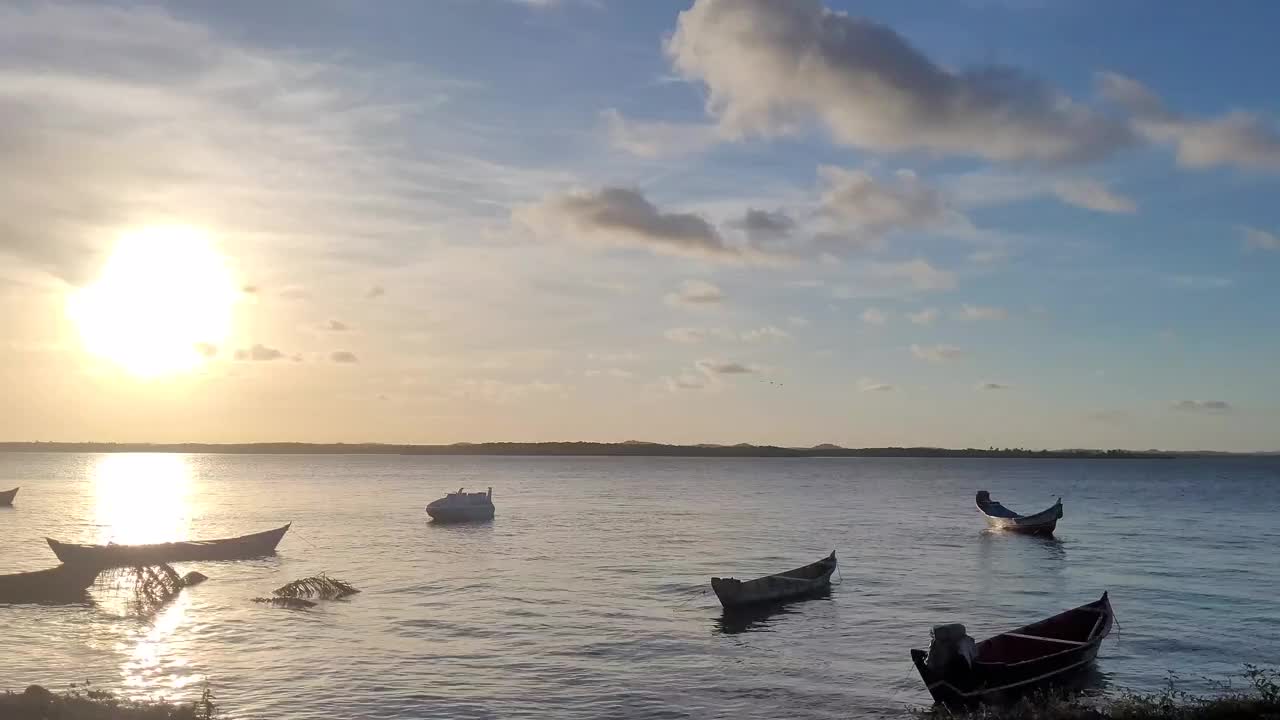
top-left (861, 308), bottom-right (887, 326)
top-left (870, 259), bottom-right (956, 292)
top-left (696, 359), bottom-right (755, 375)
top-left (602, 109), bottom-right (719, 158)
top-left (665, 279), bottom-right (725, 306)
top-left (667, 0), bottom-right (1130, 163)
top-left (740, 325), bottom-right (790, 342)
top-left (518, 188), bottom-right (760, 262)
top-left (1172, 400), bottom-right (1232, 414)
top-left (1051, 179), bottom-right (1137, 214)
top-left (977, 381), bottom-right (1010, 390)
top-left (857, 378), bottom-right (895, 392)
top-left (959, 304), bottom-right (1008, 321)
top-left (908, 308), bottom-right (939, 325)
top-left (664, 327), bottom-right (733, 343)
top-left (664, 371), bottom-right (707, 391)
top-left (1241, 226), bottom-right (1280, 251)
top-left (234, 343), bottom-right (285, 362)
top-left (911, 343), bottom-right (963, 362)
top-left (816, 167), bottom-right (960, 246)
top-left (1101, 72), bottom-right (1280, 171)
top-left (586, 368), bottom-right (634, 379)
top-left (787, 316), bottom-right (811, 327)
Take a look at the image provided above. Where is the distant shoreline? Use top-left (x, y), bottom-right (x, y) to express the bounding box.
top-left (2, 441), bottom-right (1262, 459)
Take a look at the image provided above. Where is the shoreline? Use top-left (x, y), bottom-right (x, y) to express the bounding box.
top-left (0, 441), bottom-right (1225, 459)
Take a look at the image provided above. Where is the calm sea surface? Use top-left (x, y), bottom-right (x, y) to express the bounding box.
top-left (1, 453), bottom-right (1278, 719)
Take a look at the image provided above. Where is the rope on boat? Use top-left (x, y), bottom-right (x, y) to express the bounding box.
top-left (289, 526), bottom-right (321, 552)
top-left (831, 567), bottom-right (844, 586)
top-left (674, 588), bottom-right (707, 609)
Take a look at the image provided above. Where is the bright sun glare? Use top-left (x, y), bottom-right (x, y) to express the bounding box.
top-left (67, 226), bottom-right (238, 378)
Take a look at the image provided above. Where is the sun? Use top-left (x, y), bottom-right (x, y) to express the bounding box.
top-left (67, 226), bottom-right (238, 378)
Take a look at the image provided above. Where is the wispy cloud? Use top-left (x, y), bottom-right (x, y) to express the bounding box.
top-left (740, 325), bottom-right (790, 342)
top-left (331, 351), bottom-right (359, 364)
top-left (861, 308), bottom-right (888, 326)
top-left (1101, 72), bottom-right (1280, 171)
top-left (1241, 226), bottom-right (1280, 251)
top-left (959, 304), bottom-right (1008, 321)
top-left (908, 308), bottom-right (939, 325)
top-left (325, 320), bottom-right (350, 332)
top-left (696, 359), bottom-right (756, 375)
top-left (857, 378), bottom-right (895, 392)
top-left (665, 279), bottom-right (725, 306)
top-left (1051, 179), bottom-right (1137, 214)
top-left (1172, 399), bottom-right (1232, 414)
top-left (911, 344), bottom-right (963, 362)
top-left (234, 343), bottom-right (285, 362)
top-left (602, 109), bottom-right (719, 158)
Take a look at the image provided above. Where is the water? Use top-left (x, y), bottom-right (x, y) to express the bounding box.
top-left (1, 453), bottom-right (1279, 719)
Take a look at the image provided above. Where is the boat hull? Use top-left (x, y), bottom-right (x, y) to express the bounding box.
top-left (912, 593), bottom-right (1113, 707)
top-left (0, 487), bottom-right (17, 506)
top-left (711, 552), bottom-right (837, 608)
top-left (426, 505), bottom-right (495, 523)
top-left (46, 524), bottom-right (290, 568)
top-left (978, 495), bottom-right (1063, 536)
top-left (0, 563), bottom-right (100, 604)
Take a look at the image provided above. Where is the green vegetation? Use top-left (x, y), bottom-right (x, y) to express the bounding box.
top-left (916, 667), bottom-right (1280, 720)
top-left (0, 684), bottom-right (217, 720)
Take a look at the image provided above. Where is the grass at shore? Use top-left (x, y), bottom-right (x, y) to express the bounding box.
top-left (0, 684), bottom-right (217, 719)
top-left (917, 666), bottom-right (1280, 719)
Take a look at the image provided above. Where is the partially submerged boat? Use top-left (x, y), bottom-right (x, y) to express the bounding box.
top-left (711, 551), bottom-right (837, 609)
top-left (426, 487), bottom-right (495, 523)
top-left (0, 486), bottom-right (17, 506)
top-left (0, 563), bottom-right (100, 604)
top-left (46, 524), bottom-right (290, 568)
top-left (911, 592), bottom-right (1114, 707)
top-left (976, 491), bottom-right (1062, 535)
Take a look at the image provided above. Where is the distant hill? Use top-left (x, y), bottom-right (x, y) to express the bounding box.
top-left (0, 441), bottom-right (1210, 459)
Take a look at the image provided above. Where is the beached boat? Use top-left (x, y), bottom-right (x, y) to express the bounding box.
top-left (46, 524), bottom-right (290, 568)
top-left (0, 487), bottom-right (17, 506)
top-left (0, 563), bottom-right (101, 603)
top-left (911, 592), bottom-right (1114, 707)
top-left (426, 487), bottom-right (495, 523)
top-left (976, 491), bottom-right (1062, 535)
top-left (711, 551), bottom-right (837, 609)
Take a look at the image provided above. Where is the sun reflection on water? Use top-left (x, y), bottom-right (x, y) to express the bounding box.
top-left (93, 454), bottom-right (194, 545)
top-left (118, 593), bottom-right (201, 699)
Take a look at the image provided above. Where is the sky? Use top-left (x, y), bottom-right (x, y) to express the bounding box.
top-left (1, 0), bottom-right (1278, 451)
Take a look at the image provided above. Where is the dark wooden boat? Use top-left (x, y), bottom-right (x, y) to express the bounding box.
top-left (0, 486), bottom-right (17, 506)
top-left (711, 551), bottom-right (836, 608)
top-left (911, 592), bottom-right (1114, 707)
top-left (976, 491), bottom-right (1062, 535)
top-left (0, 563), bottom-right (101, 603)
top-left (46, 524), bottom-right (290, 568)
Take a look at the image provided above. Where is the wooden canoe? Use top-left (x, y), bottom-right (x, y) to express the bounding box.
top-left (47, 524), bottom-right (290, 568)
top-left (0, 563), bottom-right (101, 604)
top-left (911, 592), bottom-right (1114, 707)
top-left (711, 551), bottom-right (837, 609)
top-left (0, 487), bottom-right (17, 506)
top-left (976, 491), bottom-right (1062, 535)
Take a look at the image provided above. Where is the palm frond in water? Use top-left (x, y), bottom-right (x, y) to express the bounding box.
top-left (270, 573), bottom-right (359, 600)
top-left (251, 596), bottom-right (318, 610)
top-left (99, 563), bottom-right (193, 615)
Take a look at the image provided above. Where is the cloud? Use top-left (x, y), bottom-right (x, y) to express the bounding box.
top-left (234, 343), bottom-right (285, 362)
top-left (696, 359), bottom-right (755, 375)
top-left (861, 308), bottom-right (888, 326)
top-left (1101, 72), bottom-right (1280, 171)
top-left (664, 327), bottom-right (731, 343)
top-left (325, 320), bottom-right (349, 332)
top-left (788, 316), bottom-right (810, 327)
top-left (453, 379), bottom-right (565, 404)
top-left (1051, 179), bottom-right (1137, 214)
top-left (869, 259), bottom-right (956, 291)
top-left (1173, 400), bottom-right (1232, 414)
top-left (728, 208), bottom-right (797, 247)
top-left (665, 279), bottom-right (724, 306)
top-left (740, 325), bottom-right (790, 342)
top-left (586, 367), bottom-right (634, 379)
top-left (519, 187), bottom-right (754, 262)
top-left (667, 0), bottom-right (1130, 163)
top-left (857, 378), bottom-right (895, 392)
top-left (817, 167), bottom-right (955, 245)
top-left (908, 308), bottom-right (939, 325)
top-left (665, 372), bottom-right (707, 391)
top-left (1241, 226), bottom-right (1280, 251)
top-left (911, 343), bottom-right (963, 362)
top-left (366, 286), bottom-right (385, 299)
top-left (959, 304), bottom-right (1008, 321)
top-left (977, 381), bottom-right (1010, 390)
top-left (602, 109), bottom-right (719, 158)
top-left (331, 350), bottom-right (359, 364)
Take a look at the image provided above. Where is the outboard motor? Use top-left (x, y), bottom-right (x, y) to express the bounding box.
top-left (926, 623), bottom-right (977, 678)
